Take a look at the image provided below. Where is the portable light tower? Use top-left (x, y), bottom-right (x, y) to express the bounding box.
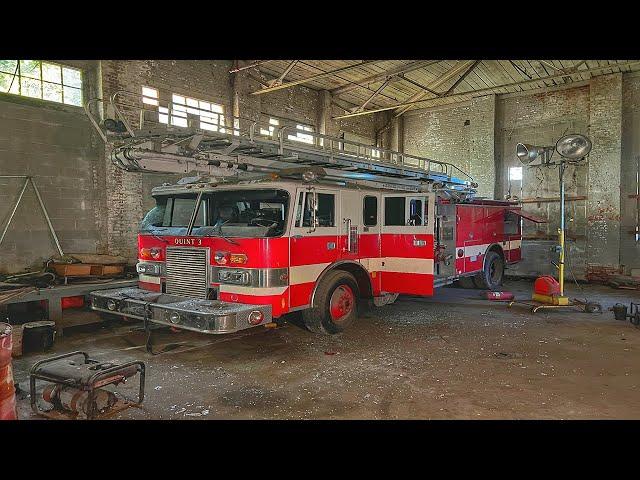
top-left (515, 134), bottom-right (592, 305)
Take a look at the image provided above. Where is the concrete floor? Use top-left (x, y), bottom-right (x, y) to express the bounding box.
top-left (11, 279), bottom-right (640, 419)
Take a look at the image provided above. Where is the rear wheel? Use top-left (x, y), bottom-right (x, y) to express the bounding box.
top-left (303, 270), bottom-right (359, 335)
top-left (473, 251), bottom-right (504, 290)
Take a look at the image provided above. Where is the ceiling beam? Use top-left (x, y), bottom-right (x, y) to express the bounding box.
top-left (441, 60), bottom-right (481, 96)
top-left (397, 75), bottom-right (441, 96)
top-left (538, 60), bottom-right (563, 72)
top-left (331, 60), bottom-right (440, 96)
top-left (351, 77), bottom-right (392, 113)
top-left (229, 60), bottom-right (272, 73)
top-left (394, 60), bottom-right (477, 117)
top-left (333, 60), bottom-right (640, 120)
top-left (268, 60), bottom-right (299, 87)
top-left (250, 60), bottom-right (380, 95)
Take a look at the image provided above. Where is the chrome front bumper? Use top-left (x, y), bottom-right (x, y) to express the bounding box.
top-left (89, 287), bottom-right (272, 334)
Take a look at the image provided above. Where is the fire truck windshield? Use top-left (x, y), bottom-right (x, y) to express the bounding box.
top-left (139, 189), bottom-right (290, 238)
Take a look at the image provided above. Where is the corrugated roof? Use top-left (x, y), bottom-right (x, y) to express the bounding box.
top-left (246, 60), bottom-right (640, 118)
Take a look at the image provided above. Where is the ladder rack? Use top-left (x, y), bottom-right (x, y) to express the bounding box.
top-left (85, 92), bottom-right (477, 195)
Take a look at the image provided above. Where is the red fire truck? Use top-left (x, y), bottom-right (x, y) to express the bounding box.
top-left (87, 101), bottom-right (538, 335)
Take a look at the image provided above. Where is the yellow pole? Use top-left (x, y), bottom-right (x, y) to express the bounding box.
top-left (558, 160), bottom-right (566, 299)
top-left (558, 227), bottom-right (565, 297)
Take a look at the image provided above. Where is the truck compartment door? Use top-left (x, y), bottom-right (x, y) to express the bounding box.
top-left (379, 193), bottom-right (435, 296)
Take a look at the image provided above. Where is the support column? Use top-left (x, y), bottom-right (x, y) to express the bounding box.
top-left (317, 90), bottom-right (331, 137)
top-left (392, 116), bottom-right (404, 153)
top-left (468, 94), bottom-right (497, 199)
top-left (587, 73), bottom-right (623, 270)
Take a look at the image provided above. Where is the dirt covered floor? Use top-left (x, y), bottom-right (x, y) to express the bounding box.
top-left (11, 279), bottom-right (640, 419)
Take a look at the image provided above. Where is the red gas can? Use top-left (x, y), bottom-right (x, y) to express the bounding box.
top-left (0, 323), bottom-right (17, 420)
top-left (534, 276), bottom-right (561, 296)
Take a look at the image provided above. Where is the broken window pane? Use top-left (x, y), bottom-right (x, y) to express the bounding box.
top-left (63, 86), bottom-right (82, 106)
top-left (43, 82), bottom-right (63, 103)
top-left (20, 60), bottom-right (41, 79)
top-left (62, 67), bottom-right (81, 87)
top-left (0, 72), bottom-right (17, 93)
top-left (42, 63), bottom-right (61, 83)
top-left (21, 77), bottom-right (42, 98)
top-left (0, 60), bottom-right (17, 74)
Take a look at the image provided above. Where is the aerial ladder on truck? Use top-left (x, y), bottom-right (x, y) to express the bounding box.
top-left (84, 90), bottom-right (479, 199)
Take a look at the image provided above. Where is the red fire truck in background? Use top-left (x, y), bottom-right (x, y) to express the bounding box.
top-left (87, 100), bottom-right (540, 335)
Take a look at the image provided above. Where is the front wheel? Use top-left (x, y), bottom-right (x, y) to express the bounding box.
top-left (303, 270), bottom-right (359, 335)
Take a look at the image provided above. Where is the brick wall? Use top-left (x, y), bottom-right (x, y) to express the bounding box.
top-left (621, 73), bottom-right (640, 274)
top-left (0, 61), bottom-right (104, 273)
top-left (403, 75), bottom-right (632, 278)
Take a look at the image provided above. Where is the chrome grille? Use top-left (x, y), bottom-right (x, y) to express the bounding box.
top-left (165, 247), bottom-right (209, 298)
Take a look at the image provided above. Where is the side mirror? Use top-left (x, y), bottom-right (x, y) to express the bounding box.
top-left (307, 192), bottom-right (317, 233)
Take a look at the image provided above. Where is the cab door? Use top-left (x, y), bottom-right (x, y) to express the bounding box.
top-left (338, 190), bottom-right (362, 262)
top-left (379, 193), bottom-right (435, 296)
top-left (289, 186), bottom-right (339, 309)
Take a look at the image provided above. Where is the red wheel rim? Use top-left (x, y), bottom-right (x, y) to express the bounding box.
top-left (329, 285), bottom-right (354, 323)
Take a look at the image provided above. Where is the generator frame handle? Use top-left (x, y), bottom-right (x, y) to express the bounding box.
top-left (29, 351), bottom-right (146, 419)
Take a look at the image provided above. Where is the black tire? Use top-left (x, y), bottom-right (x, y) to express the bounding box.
top-left (473, 251), bottom-right (504, 290)
top-left (457, 276), bottom-right (476, 289)
top-left (302, 270), bottom-right (359, 335)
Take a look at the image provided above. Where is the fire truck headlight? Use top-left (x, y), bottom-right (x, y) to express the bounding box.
top-left (169, 312), bottom-right (181, 324)
top-left (106, 299), bottom-right (117, 311)
top-left (137, 263), bottom-right (161, 275)
top-left (150, 247), bottom-right (162, 260)
top-left (214, 251), bottom-right (229, 265)
top-left (248, 310), bottom-right (264, 325)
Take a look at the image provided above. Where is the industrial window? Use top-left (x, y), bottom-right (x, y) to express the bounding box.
top-left (509, 166), bottom-right (523, 181)
top-left (384, 197), bottom-right (406, 226)
top-left (142, 87), bottom-right (159, 106)
top-left (0, 60), bottom-right (82, 106)
top-left (363, 196), bottom-right (377, 226)
top-left (371, 148), bottom-right (381, 159)
top-left (260, 117), bottom-right (279, 137)
top-left (143, 87), bottom-right (227, 132)
top-left (288, 123), bottom-right (314, 144)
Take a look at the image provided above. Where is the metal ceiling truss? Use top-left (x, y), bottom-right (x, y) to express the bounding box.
top-left (330, 60), bottom-right (441, 96)
top-left (268, 60), bottom-right (299, 87)
top-left (333, 60), bottom-right (640, 120)
top-left (394, 60), bottom-right (478, 117)
top-left (250, 60), bottom-right (381, 95)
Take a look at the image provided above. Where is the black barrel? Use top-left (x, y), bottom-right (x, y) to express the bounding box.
top-left (22, 321), bottom-right (56, 353)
